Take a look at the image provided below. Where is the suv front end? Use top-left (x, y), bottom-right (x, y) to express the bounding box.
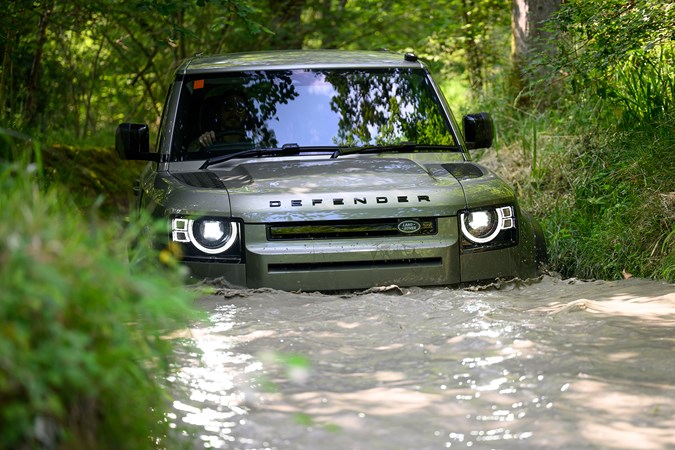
top-left (116, 50), bottom-right (546, 291)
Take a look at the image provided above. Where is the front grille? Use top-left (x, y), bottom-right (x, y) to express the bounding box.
top-left (268, 257), bottom-right (442, 273)
top-left (267, 218), bottom-right (437, 240)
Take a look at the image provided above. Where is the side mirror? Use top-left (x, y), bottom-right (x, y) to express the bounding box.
top-left (115, 123), bottom-right (158, 161)
top-left (463, 112), bottom-right (494, 150)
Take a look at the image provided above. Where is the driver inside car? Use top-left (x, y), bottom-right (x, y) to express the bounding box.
top-left (193, 91), bottom-right (250, 149)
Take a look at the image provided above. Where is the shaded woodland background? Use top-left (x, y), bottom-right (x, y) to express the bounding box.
top-left (1, 0), bottom-right (547, 139)
top-left (0, 2), bottom-right (673, 449)
top-left (1, 0), bottom-right (673, 279)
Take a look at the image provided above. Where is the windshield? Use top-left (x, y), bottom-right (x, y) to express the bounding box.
top-left (170, 68), bottom-right (458, 162)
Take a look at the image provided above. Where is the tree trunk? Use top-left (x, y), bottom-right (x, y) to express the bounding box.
top-left (461, 0), bottom-right (485, 95)
top-left (83, 38), bottom-right (105, 138)
top-left (511, 0), bottom-right (561, 99)
top-left (268, 0), bottom-right (307, 49)
top-left (0, 30), bottom-right (13, 122)
top-left (24, 2), bottom-right (54, 126)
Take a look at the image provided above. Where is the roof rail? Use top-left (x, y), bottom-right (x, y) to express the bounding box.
top-left (404, 52), bottom-right (418, 62)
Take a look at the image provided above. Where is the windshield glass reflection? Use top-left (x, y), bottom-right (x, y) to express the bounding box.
top-left (171, 68), bottom-right (456, 161)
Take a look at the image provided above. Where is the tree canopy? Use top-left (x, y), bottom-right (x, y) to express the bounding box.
top-left (0, 0), bottom-right (512, 140)
top-left (0, 0), bottom-right (671, 139)
top-left (549, 0), bottom-right (674, 121)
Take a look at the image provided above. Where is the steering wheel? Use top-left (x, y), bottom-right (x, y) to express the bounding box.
top-left (214, 130), bottom-right (246, 139)
top-left (203, 130), bottom-right (253, 152)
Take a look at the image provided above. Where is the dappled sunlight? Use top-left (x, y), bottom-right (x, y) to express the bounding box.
top-left (566, 379), bottom-right (675, 450)
top-left (373, 343), bottom-right (405, 351)
top-left (288, 186), bottom-right (313, 195)
top-left (269, 386), bottom-right (451, 418)
top-left (531, 291), bottom-right (675, 326)
top-left (335, 321), bottom-right (361, 329)
top-left (605, 351), bottom-right (641, 362)
top-left (568, 379), bottom-right (674, 418)
top-left (579, 421), bottom-right (674, 450)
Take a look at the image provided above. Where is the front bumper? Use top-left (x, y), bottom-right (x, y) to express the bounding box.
top-left (181, 216), bottom-right (538, 291)
top-left (243, 218), bottom-right (459, 290)
top-left (187, 217), bottom-right (460, 290)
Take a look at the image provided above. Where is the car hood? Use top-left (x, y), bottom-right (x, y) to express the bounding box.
top-left (170, 157), bottom-right (468, 222)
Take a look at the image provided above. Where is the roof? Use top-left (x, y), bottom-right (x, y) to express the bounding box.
top-left (176, 49), bottom-right (423, 74)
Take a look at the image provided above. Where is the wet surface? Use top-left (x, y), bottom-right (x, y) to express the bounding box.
top-left (168, 276), bottom-right (675, 449)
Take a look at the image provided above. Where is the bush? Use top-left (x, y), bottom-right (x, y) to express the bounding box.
top-left (40, 144), bottom-right (147, 217)
top-left (0, 145), bottom-right (198, 449)
top-left (472, 81), bottom-right (674, 282)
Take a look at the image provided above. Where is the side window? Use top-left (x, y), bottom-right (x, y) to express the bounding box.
top-left (170, 79), bottom-right (208, 160)
top-left (155, 82), bottom-right (173, 153)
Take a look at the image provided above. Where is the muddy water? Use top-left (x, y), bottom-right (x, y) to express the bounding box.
top-left (168, 276), bottom-right (675, 450)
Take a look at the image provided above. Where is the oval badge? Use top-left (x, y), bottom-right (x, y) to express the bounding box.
top-left (397, 219), bottom-right (422, 234)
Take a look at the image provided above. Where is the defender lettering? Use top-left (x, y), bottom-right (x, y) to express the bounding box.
top-left (269, 195), bottom-right (433, 208)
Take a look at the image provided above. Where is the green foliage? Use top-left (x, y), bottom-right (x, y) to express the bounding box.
top-left (471, 0), bottom-right (675, 282)
top-left (0, 0), bottom-right (270, 137)
top-left (0, 145), bottom-right (199, 448)
top-left (474, 101), bottom-right (674, 281)
top-left (545, 112), bottom-right (674, 281)
top-left (610, 48), bottom-right (675, 122)
top-left (549, 0), bottom-right (675, 122)
top-left (531, 0), bottom-right (675, 280)
top-left (566, 131), bottom-right (673, 283)
top-left (40, 144), bottom-right (146, 216)
top-left (0, 0), bottom-right (509, 144)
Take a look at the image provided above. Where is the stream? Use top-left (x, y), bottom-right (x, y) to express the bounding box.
top-left (167, 275), bottom-right (675, 450)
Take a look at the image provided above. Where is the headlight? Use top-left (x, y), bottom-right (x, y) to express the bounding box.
top-left (460, 206), bottom-right (515, 244)
top-left (171, 217), bottom-right (238, 254)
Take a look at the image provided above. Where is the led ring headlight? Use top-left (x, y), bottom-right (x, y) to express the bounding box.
top-left (172, 217), bottom-right (238, 254)
top-left (460, 206), bottom-right (514, 244)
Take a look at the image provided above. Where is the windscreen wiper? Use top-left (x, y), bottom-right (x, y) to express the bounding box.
top-left (200, 144), bottom-right (336, 169)
top-left (330, 143), bottom-right (460, 158)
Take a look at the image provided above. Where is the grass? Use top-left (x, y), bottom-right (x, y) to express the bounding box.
top-left (471, 82), bottom-right (674, 282)
top-left (546, 112), bottom-right (674, 281)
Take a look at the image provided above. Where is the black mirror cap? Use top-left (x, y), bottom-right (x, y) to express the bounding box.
top-left (463, 112), bottom-right (494, 150)
top-left (115, 123), bottom-right (158, 161)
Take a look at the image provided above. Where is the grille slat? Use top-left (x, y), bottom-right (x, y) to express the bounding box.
top-left (267, 218), bottom-right (437, 240)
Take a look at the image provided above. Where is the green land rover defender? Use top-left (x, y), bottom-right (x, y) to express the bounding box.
top-left (116, 50), bottom-right (547, 290)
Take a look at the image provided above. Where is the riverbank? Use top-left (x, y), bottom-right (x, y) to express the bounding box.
top-left (475, 110), bottom-right (674, 282)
